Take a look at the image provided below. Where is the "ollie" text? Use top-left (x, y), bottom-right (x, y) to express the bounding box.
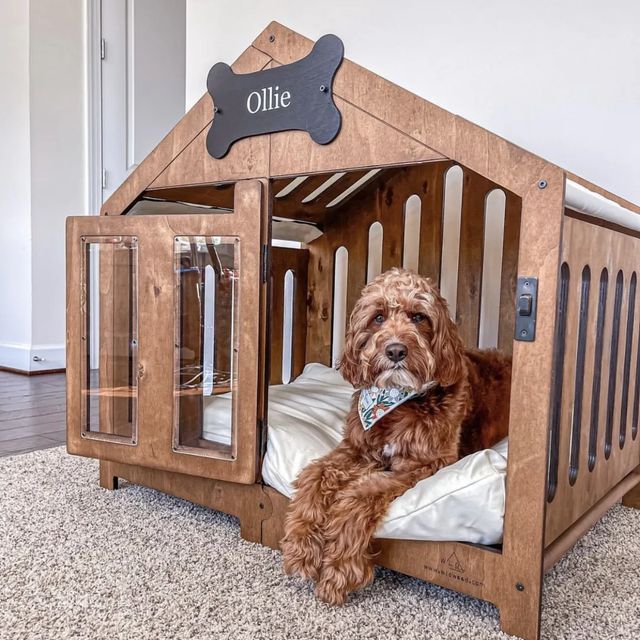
top-left (246, 86), bottom-right (292, 114)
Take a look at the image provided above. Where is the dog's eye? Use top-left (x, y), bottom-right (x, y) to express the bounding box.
top-left (373, 314), bottom-right (385, 324)
top-left (411, 313), bottom-right (426, 323)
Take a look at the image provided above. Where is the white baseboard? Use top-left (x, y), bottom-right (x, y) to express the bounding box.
top-left (0, 342), bottom-right (66, 373)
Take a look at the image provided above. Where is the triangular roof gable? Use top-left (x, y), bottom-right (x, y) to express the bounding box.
top-left (103, 21), bottom-right (632, 217)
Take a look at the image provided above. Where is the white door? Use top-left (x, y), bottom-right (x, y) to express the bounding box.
top-left (100, 0), bottom-right (186, 201)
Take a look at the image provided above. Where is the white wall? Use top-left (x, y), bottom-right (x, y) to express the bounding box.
top-left (30, 0), bottom-right (86, 369)
top-left (0, 0), bottom-right (86, 371)
top-left (0, 0), bottom-right (33, 370)
top-left (186, 0), bottom-right (640, 204)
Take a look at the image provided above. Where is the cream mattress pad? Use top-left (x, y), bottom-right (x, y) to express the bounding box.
top-left (203, 363), bottom-right (508, 544)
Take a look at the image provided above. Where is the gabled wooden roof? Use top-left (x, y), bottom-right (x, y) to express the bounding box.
top-left (101, 21), bottom-right (639, 217)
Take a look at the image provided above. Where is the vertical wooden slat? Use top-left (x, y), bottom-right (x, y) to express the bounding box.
top-left (417, 162), bottom-right (451, 283)
top-left (630, 274), bottom-right (640, 442)
top-left (604, 270), bottom-right (625, 459)
top-left (580, 265), bottom-right (605, 476)
top-left (498, 193), bottom-right (522, 355)
top-left (269, 247), bottom-right (309, 383)
top-left (379, 181), bottom-right (404, 274)
top-left (569, 266), bottom-right (591, 485)
top-left (549, 261), bottom-right (574, 503)
top-left (269, 266), bottom-right (285, 384)
top-left (456, 171), bottom-right (489, 346)
top-left (619, 273), bottom-right (637, 449)
top-left (306, 234), bottom-right (334, 365)
top-left (344, 204), bottom-right (369, 319)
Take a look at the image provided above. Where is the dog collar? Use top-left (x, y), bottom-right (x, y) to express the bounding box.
top-left (358, 386), bottom-right (419, 431)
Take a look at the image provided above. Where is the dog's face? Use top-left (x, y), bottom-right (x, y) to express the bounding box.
top-left (340, 268), bottom-right (465, 389)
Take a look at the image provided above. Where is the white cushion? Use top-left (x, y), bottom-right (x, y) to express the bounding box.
top-left (203, 363), bottom-right (507, 545)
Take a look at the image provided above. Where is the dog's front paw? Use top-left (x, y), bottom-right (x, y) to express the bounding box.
top-left (315, 556), bottom-right (375, 605)
top-left (315, 567), bottom-right (349, 606)
top-left (281, 531), bottom-right (323, 581)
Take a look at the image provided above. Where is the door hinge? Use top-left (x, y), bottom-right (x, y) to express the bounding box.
top-left (514, 276), bottom-right (538, 342)
top-left (100, 38), bottom-right (106, 60)
top-left (102, 168), bottom-right (107, 189)
top-left (261, 244), bottom-right (269, 283)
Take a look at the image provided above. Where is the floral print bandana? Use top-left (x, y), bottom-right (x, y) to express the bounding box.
top-left (358, 386), bottom-right (420, 431)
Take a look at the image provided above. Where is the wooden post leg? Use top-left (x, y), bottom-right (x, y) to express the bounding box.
top-left (497, 572), bottom-right (543, 640)
top-left (239, 517), bottom-right (262, 544)
top-left (99, 460), bottom-right (119, 490)
top-left (239, 488), bottom-right (272, 544)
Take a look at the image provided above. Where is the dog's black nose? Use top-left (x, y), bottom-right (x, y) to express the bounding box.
top-left (385, 343), bottom-right (407, 363)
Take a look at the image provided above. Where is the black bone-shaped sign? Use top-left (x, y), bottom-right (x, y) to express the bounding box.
top-left (206, 34), bottom-right (344, 159)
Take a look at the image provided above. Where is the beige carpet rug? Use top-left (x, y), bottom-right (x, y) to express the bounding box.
top-left (0, 447), bottom-right (638, 640)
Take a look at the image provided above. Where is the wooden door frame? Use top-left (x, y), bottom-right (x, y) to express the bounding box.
top-left (66, 180), bottom-right (265, 483)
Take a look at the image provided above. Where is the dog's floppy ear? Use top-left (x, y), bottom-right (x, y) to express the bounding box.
top-left (339, 322), bottom-right (363, 388)
top-left (338, 336), bottom-right (361, 388)
top-left (338, 299), bottom-right (369, 388)
top-left (431, 294), bottom-right (466, 387)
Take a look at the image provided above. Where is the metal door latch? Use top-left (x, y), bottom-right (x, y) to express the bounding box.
top-left (514, 277), bottom-right (538, 342)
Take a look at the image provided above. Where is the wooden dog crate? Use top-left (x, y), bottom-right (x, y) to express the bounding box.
top-left (66, 22), bottom-right (640, 639)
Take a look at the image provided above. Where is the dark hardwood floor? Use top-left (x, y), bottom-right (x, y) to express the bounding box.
top-left (0, 370), bottom-right (66, 457)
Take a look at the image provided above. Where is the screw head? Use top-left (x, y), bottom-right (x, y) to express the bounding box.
top-left (319, 84), bottom-right (327, 93)
top-left (520, 329), bottom-right (527, 337)
top-left (516, 582), bottom-right (525, 592)
top-left (214, 105), bottom-right (220, 114)
top-left (538, 179), bottom-right (548, 189)
top-left (269, 34), bottom-right (275, 43)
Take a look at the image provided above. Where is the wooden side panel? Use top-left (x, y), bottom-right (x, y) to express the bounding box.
top-left (545, 214), bottom-right (640, 544)
top-left (303, 162), bottom-right (520, 363)
top-left (305, 164), bottom-right (451, 365)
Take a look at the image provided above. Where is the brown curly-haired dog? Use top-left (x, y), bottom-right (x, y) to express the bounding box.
top-left (281, 268), bottom-right (511, 604)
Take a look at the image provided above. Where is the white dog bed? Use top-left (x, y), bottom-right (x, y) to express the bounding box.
top-left (203, 363), bottom-right (508, 545)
